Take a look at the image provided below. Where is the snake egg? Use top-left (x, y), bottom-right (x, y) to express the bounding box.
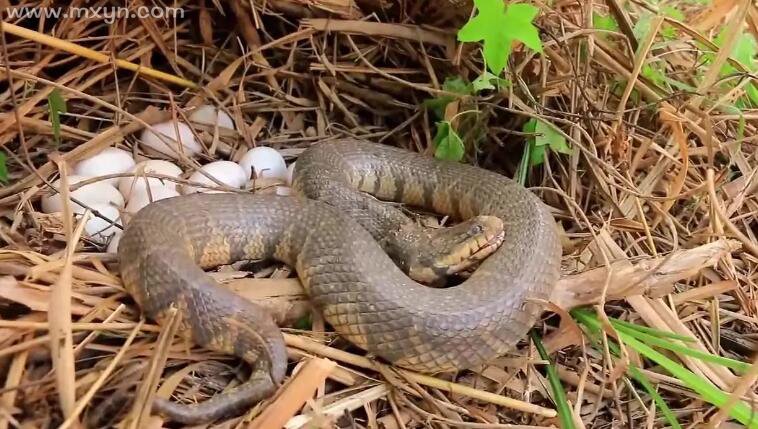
top-left (106, 231), bottom-right (123, 254)
top-left (183, 161), bottom-right (247, 194)
top-left (189, 104), bottom-right (235, 130)
top-left (80, 204), bottom-right (122, 244)
top-left (140, 121), bottom-right (202, 159)
top-left (286, 161), bottom-right (296, 186)
top-left (41, 175), bottom-right (125, 214)
top-left (238, 147), bottom-right (288, 181)
top-left (125, 185), bottom-right (180, 214)
top-left (73, 147), bottom-right (136, 186)
top-left (118, 160), bottom-right (183, 199)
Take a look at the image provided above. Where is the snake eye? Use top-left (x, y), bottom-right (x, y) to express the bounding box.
top-left (468, 224), bottom-right (483, 235)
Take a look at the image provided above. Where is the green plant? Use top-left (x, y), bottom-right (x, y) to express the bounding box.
top-left (0, 151), bottom-right (7, 185)
top-left (573, 309), bottom-right (758, 428)
top-left (593, 7), bottom-right (688, 91)
top-left (457, 0), bottom-right (543, 76)
top-left (472, 70), bottom-right (509, 92)
top-left (515, 118), bottom-right (570, 184)
top-left (47, 88), bottom-right (67, 146)
top-left (531, 331), bottom-right (576, 429)
top-left (433, 120), bottom-right (466, 161)
top-left (424, 77), bottom-right (475, 162)
top-left (294, 314), bottom-right (312, 330)
top-left (713, 29), bottom-right (758, 108)
top-left (593, 12), bottom-right (619, 34)
top-left (425, 1), bottom-right (546, 163)
top-left (423, 77), bottom-right (473, 120)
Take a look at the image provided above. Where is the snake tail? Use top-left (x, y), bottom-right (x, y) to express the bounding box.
top-left (119, 197), bottom-right (292, 422)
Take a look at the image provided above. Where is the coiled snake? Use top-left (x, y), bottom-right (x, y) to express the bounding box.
top-left (118, 139), bottom-right (561, 423)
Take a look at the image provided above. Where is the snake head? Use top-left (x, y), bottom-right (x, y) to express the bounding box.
top-left (407, 215), bottom-right (505, 285)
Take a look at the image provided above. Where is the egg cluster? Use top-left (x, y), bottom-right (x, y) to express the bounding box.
top-left (39, 105), bottom-right (293, 252)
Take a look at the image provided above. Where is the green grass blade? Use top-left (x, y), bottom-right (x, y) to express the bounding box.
top-left (531, 331), bottom-right (576, 429)
top-left (0, 151), bottom-right (7, 185)
top-left (608, 317), bottom-right (695, 342)
top-left (612, 323), bottom-right (751, 373)
top-left (621, 334), bottom-right (758, 428)
top-left (515, 141), bottom-right (530, 185)
top-left (47, 88), bottom-right (67, 146)
top-left (573, 308), bottom-right (756, 426)
top-left (628, 366), bottom-right (682, 429)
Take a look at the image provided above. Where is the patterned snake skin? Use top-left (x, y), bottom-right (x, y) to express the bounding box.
top-left (118, 139), bottom-right (561, 423)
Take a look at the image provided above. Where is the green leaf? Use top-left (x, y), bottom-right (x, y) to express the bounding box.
top-left (712, 29), bottom-right (757, 74)
top-left (746, 84), bottom-right (758, 107)
top-left (661, 26), bottom-right (677, 40)
top-left (522, 118), bottom-right (537, 134)
top-left (663, 75), bottom-right (696, 92)
top-left (522, 118), bottom-right (570, 167)
top-left (442, 76), bottom-right (472, 94)
top-left (642, 63), bottom-right (667, 88)
top-left (593, 12), bottom-right (619, 32)
top-left (611, 79), bottom-right (641, 104)
top-left (47, 89), bottom-right (67, 146)
top-left (660, 9), bottom-right (682, 41)
top-left (433, 121), bottom-right (465, 162)
top-left (472, 71), bottom-right (498, 91)
top-left (293, 314), bottom-right (312, 330)
top-left (535, 119), bottom-right (570, 153)
top-left (529, 142), bottom-right (547, 166)
top-left (473, 70), bottom-right (511, 92)
top-left (0, 151), bottom-right (7, 185)
top-left (729, 32), bottom-right (757, 70)
top-left (633, 12), bottom-right (654, 41)
top-left (423, 77), bottom-right (472, 119)
top-left (662, 6), bottom-right (685, 21)
top-left (708, 30), bottom-right (758, 107)
top-left (458, 0), bottom-right (543, 76)
top-left (504, 4), bottom-right (544, 52)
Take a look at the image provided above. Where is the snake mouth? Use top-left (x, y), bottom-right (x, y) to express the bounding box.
top-left (442, 229), bottom-right (506, 275)
top-left (472, 229), bottom-right (506, 259)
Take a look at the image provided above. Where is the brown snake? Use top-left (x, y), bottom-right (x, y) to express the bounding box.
top-left (118, 139), bottom-right (561, 423)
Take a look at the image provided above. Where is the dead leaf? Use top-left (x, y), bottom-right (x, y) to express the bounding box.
top-left (0, 276), bottom-right (90, 316)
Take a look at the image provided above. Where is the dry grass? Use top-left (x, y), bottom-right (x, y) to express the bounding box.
top-left (0, 0), bottom-right (757, 428)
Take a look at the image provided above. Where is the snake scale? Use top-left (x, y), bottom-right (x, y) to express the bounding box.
top-left (118, 139), bottom-right (561, 423)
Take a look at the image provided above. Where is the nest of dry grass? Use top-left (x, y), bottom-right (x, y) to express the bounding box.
top-left (0, 0), bottom-right (756, 428)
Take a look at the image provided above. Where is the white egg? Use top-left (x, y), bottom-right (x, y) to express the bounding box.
top-left (106, 231), bottom-right (123, 254)
top-left (189, 105), bottom-right (235, 130)
top-left (238, 147), bottom-right (287, 181)
top-left (125, 185), bottom-right (180, 214)
top-left (118, 160), bottom-right (183, 199)
top-left (286, 162), bottom-right (296, 186)
top-left (41, 175), bottom-right (124, 214)
top-left (275, 186), bottom-right (293, 196)
top-left (80, 204), bottom-right (122, 244)
top-left (73, 148), bottom-right (136, 186)
top-left (140, 121), bottom-right (202, 159)
top-left (183, 161), bottom-right (247, 194)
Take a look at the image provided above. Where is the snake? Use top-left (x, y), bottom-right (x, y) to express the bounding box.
top-left (118, 139), bottom-right (562, 424)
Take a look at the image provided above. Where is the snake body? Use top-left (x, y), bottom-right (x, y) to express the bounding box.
top-left (118, 139), bottom-right (561, 423)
